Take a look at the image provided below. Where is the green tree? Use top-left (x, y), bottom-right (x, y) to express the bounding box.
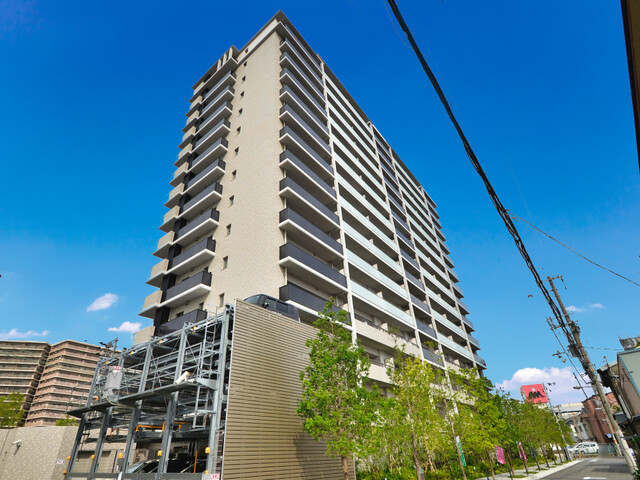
top-left (298, 301), bottom-right (380, 480)
top-left (0, 392), bottom-right (25, 427)
top-left (387, 348), bottom-right (447, 479)
top-left (55, 415), bottom-right (79, 426)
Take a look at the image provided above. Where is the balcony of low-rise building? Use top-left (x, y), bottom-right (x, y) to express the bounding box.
top-left (278, 208), bottom-right (342, 262)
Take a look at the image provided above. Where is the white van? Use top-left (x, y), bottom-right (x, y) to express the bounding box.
top-left (577, 442), bottom-right (599, 454)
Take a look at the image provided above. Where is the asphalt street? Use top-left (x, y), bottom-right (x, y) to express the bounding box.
top-left (543, 458), bottom-right (632, 480)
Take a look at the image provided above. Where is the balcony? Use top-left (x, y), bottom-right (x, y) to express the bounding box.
top-left (279, 177), bottom-right (339, 228)
top-left (462, 315), bottom-right (474, 331)
top-left (392, 211), bottom-right (411, 235)
top-left (343, 223), bottom-right (402, 276)
top-left (280, 282), bottom-right (337, 316)
top-left (340, 199), bottom-right (396, 253)
top-left (279, 150), bottom-right (336, 201)
top-left (350, 282), bottom-right (414, 328)
top-left (411, 294), bottom-right (431, 316)
top-left (279, 59), bottom-right (325, 110)
top-left (474, 354), bottom-right (487, 368)
top-left (175, 208), bottom-right (220, 247)
top-left (279, 208), bottom-right (342, 259)
top-left (172, 162), bottom-right (189, 184)
top-left (140, 290), bottom-right (163, 319)
top-left (184, 158), bottom-right (226, 196)
top-left (438, 334), bottom-right (474, 362)
top-left (401, 250), bottom-right (420, 271)
top-left (157, 308), bottom-right (208, 336)
top-left (147, 259), bottom-right (169, 286)
top-left (422, 347), bottom-right (444, 367)
top-left (355, 319), bottom-right (420, 357)
top-left (160, 205), bottom-right (180, 232)
top-left (192, 121), bottom-right (230, 159)
top-left (279, 242), bottom-right (347, 293)
top-left (279, 39), bottom-right (322, 87)
top-left (180, 182), bottom-right (223, 220)
top-left (166, 184), bottom-right (184, 208)
top-left (347, 249), bottom-right (408, 301)
top-left (167, 237), bottom-right (216, 276)
top-left (279, 84), bottom-right (326, 126)
top-left (432, 309), bottom-right (466, 342)
top-left (201, 71), bottom-right (236, 105)
top-left (416, 319), bottom-right (437, 341)
top-left (280, 126), bottom-right (333, 178)
top-left (468, 334), bottom-right (480, 348)
top-left (154, 231), bottom-right (175, 258)
top-left (368, 362), bottom-right (392, 385)
top-left (457, 297), bottom-right (470, 315)
top-left (199, 85), bottom-right (234, 120)
top-left (405, 270), bottom-right (425, 292)
top-left (163, 270), bottom-right (212, 307)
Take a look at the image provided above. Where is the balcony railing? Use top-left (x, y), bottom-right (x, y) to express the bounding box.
top-left (157, 308), bottom-right (208, 336)
top-left (279, 177), bottom-right (339, 225)
top-left (405, 270), bottom-right (425, 292)
top-left (416, 319), bottom-right (437, 340)
top-left (181, 182), bottom-right (223, 215)
top-left (401, 250), bottom-right (420, 271)
top-left (169, 237), bottom-right (216, 270)
top-left (164, 271), bottom-right (212, 302)
top-left (422, 347), bottom-right (444, 366)
top-left (280, 242), bottom-right (346, 288)
top-left (280, 150), bottom-right (335, 197)
top-left (280, 126), bottom-right (333, 177)
top-left (411, 294), bottom-right (431, 316)
top-left (279, 283), bottom-right (338, 315)
top-left (350, 281), bottom-right (414, 328)
top-left (279, 208), bottom-right (342, 254)
top-left (175, 209), bottom-right (220, 241)
top-left (474, 354), bottom-right (487, 368)
top-left (185, 158), bottom-right (226, 191)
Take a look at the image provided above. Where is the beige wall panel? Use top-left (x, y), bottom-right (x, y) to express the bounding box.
top-left (223, 300), bottom-right (355, 479)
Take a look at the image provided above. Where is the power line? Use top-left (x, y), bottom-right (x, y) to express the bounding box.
top-left (385, 0), bottom-right (566, 328)
top-left (510, 212), bottom-right (640, 287)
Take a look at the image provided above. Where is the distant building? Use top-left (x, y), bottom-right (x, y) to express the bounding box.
top-left (581, 392), bottom-right (619, 444)
top-left (565, 411), bottom-right (595, 443)
top-left (0, 340), bottom-right (103, 426)
top-left (0, 341), bottom-right (51, 423)
top-left (599, 343), bottom-right (640, 456)
top-left (25, 340), bottom-right (102, 426)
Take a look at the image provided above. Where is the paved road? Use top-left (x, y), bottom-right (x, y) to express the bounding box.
top-left (544, 458), bottom-right (632, 480)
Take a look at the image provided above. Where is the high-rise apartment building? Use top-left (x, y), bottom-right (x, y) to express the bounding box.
top-left (0, 341), bottom-right (50, 421)
top-left (140, 11), bottom-right (485, 378)
top-left (0, 340), bottom-right (102, 426)
top-left (25, 340), bottom-right (102, 426)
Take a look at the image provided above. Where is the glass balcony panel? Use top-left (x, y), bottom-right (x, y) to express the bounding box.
top-left (279, 208), bottom-right (342, 255)
top-left (343, 223), bottom-right (401, 275)
top-left (280, 242), bottom-right (346, 288)
top-left (280, 126), bottom-right (333, 176)
top-left (279, 177), bottom-right (339, 226)
top-left (347, 249), bottom-right (408, 300)
top-left (350, 281), bottom-right (414, 328)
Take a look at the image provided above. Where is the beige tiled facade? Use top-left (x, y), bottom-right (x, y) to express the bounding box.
top-left (140, 11), bottom-right (485, 380)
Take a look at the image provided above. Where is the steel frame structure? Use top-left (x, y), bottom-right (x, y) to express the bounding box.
top-left (64, 306), bottom-right (233, 480)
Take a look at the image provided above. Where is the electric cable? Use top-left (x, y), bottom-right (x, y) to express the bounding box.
top-left (510, 212), bottom-right (640, 287)
top-left (385, 0), bottom-right (567, 330)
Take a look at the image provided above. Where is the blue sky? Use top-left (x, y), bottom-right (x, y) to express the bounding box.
top-left (1, 0), bottom-right (638, 403)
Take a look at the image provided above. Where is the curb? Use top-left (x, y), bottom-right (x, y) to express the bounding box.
top-left (527, 459), bottom-right (584, 479)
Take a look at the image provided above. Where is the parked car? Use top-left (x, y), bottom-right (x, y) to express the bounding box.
top-left (576, 442), bottom-right (599, 454)
top-left (180, 459), bottom-right (206, 473)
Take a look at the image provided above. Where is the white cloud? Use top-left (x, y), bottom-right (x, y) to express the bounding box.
top-left (589, 303), bottom-right (604, 309)
top-left (87, 293), bottom-right (118, 312)
top-left (567, 305), bottom-right (585, 313)
top-left (0, 328), bottom-right (49, 340)
top-left (496, 366), bottom-right (592, 404)
top-left (108, 321), bottom-right (142, 334)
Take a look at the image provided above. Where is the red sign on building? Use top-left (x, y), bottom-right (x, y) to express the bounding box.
top-left (521, 384), bottom-right (549, 403)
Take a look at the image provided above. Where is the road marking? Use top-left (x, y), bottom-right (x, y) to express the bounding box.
top-left (583, 477), bottom-right (607, 479)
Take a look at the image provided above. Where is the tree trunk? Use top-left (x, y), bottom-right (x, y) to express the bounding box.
top-left (505, 450), bottom-right (515, 478)
top-left (533, 447), bottom-right (541, 471)
top-left (427, 449), bottom-right (436, 471)
top-left (410, 432), bottom-right (423, 480)
top-left (542, 444), bottom-right (550, 468)
top-left (486, 448), bottom-right (496, 480)
top-left (341, 455), bottom-right (350, 480)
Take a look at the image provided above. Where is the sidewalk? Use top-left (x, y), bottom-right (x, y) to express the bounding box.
top-left (476, 459), bottom-right (583, 480)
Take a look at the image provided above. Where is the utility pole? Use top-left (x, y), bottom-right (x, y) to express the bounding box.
top-left (547, 276), bottom-right (636, 471)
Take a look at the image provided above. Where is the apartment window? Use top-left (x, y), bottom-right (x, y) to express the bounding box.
top-left (222, 256), bottom-right (229, 269)
top-left (234, 147), bottom-right (239, 155)
top-left (238, 108), bottom-right (243, 116)
top-left (241, 75), bottom-right (246, 82)
top-left (236, 126), bottom-right (241, 135)
top-left (229, 195), bottom-right (235, 206)
top-left (232, 170), bottom-right (237, 180)
top-left (240, 91), bottom-right (244, 98)
top-left (226, 224), bottom-right (232, 236)
top-left (219, 294), bottom-right (225, 307)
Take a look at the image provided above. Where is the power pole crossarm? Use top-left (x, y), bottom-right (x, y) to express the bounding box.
top-left (547, 276), bottom-right (636, 471)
